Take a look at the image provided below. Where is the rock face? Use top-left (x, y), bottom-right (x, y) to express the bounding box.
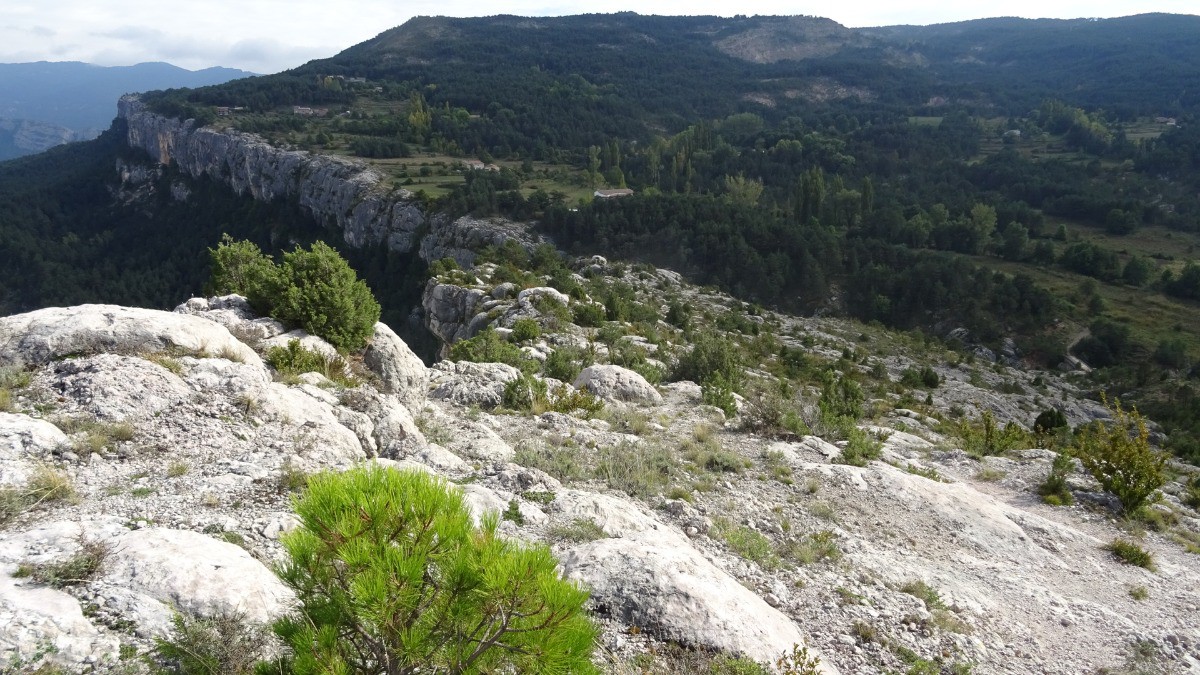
top-left (428, 360), bottom-right (520, 409)
top-left (564, 536), bottom-right (835, 672)
top-left (573, 365), bottom-right (662, 405)
top-left (423, 281), bottom-right (489, 346)
top-left (0, 566), bottom-right (121, 668)
top-left (105, 528), bottom-right (295, 624)
top-left (418, 214), bottom-right (545, 267)
top-left (119, 96), bottom-right (426, 254)
top-left (0, 304), bottom-right (260, 368)
top-left (174, 295), bottom-right (286, 344)
top-left (363, 322), bottom-right (429, 409)
top-left (0, 413), bottom-right (67, 486)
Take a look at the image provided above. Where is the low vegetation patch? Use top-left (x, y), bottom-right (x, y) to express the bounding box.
top-left (593, 442), bottom-right (676, 497)
top-left (14, 536), bottom-right (111, 588)
top-left (712, 517), bottom-right (781, 571)
top-left (154, 612), bottom-right (269, 675)
top-left (548, 518), bottom-right (608, 543)
top-left (265, 339), bottom-right (357, 387)
top-left (1038, 452), bottom-right (1075, 506)
top-left (779, 530), bottom-right (842, 566)
top-left (1106, 538), bottom-right (1155, 570)
top-left (899, 579), bottom-right (947, 610)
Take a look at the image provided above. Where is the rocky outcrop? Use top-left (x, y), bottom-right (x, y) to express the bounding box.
top-left (573, 365), bottom-right (662, 405)
top-left (0, 414), bottom-right (67, 486)
top-left (418, 214), bottom-right (545, 267)
top-left (563, 533), bottom-right (835, 672)
top-left (174, 295), bottom-right (286, 344)
top-left (104, 528), bottom-right (295, 624)
top-left (0, 304), bottom-right (261, 369)
top-left (0, 566), bottom-right (121, 669)
top-left (363, 322), bottom-right (428, 409)
top-left (428, 360), bottom-right (520, 410)
top-left (423, 281), bottom-right (490, 346)
top-left (118, 96), bottom-right (426, 254)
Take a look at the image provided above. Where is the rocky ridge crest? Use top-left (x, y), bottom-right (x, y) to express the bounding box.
top-left (1, 256), bottom-right (1198, 674)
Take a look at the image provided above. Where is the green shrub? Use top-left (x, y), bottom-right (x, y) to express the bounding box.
top-left (449, 327), bottom-right (529, 369)
top-left (207, 235), bottom-right (284, 315)
top-left (509, 318), bottom-right (541, 343)
top-left (154, 612), bottom-right (269, 675)
top-left (502, 372), bottom-right (549, 411)
top-left (428, 257), bottom-right (461, 277)
top-left (741, 383), bottom-right (809, 438)
top-left (572, 302), bottom-right (606, 327)
top-left (837, 424), bottom-right (883, 467)
top-left (673, 331), bottom-right (743, 389)
top-left (701, 374), bottom-right (738, 418)
top-left (776, 644), bottom-right (823, 675)
top-left (1033, 408), bottom-right (1068, 434)
top-left (954, 411), bottom-right (1030, 457)
top-left (1106, 538), bottom-right (1155, 570)
top-left (1184, 476), bottom-right (1200, 511)
top-left (271, 466), bottom-right (598, 674)
top-left (209, 237), bottom-right (380, 351)
top-left (274, 242), bottom-right (381, 351)
top-left (818, 374), bottom-right (863, 422)
top-left (1074, 396), bottom-right (1167, 515)
top-left (900, 366), bottom-right (940, 389)
top-left (1038, 452), bottom-right (1075, 506)
top-left (543, 345), bottom-right (593, 383)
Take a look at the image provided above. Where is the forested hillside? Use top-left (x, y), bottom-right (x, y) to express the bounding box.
top-left (5, 12), bottom-right (1200, 461)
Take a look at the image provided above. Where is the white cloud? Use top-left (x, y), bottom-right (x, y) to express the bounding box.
top-left (0, 0), bottom-right (1195, 72)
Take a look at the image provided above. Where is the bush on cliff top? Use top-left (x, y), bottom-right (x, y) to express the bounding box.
top-left (270, 465), bottom-right (598, 674)
top-left (208, 236), bottom-right (380, 351)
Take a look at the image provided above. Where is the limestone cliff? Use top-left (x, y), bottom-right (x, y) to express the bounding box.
top-left (117, 96), bottom-right (426, 253)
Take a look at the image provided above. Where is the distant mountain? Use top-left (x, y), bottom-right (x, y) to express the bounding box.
top-left (0, 117), bottom-right (89, 161)
top-left (862, 13), bottom-right (1200, 113)
top-left (0, 61), bottom-right (254, 157)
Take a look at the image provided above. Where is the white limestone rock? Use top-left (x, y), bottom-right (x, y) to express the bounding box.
top-left (429, 360), bottom-right (521, 409)
top-left (573, 364), bottom-right (663, 405)
top-left (562, 537), bottom-right (835, 672)
top-left (0, 413), bottom-right (67, 486)
top-left (338, 387), bottom-right (425, 458)
top-left (0, 304), bottom-right (261, 368)
top-left (555, 490), bottom-right (686, 544)
top-left (105, 528), bottom-right (295, 624)
top-left (47, 353), bottom-right (193, 421)
top-left (0, 565), bottom-right (120, 669)
top-left (174, 295), bottom-right (286, 344)
top-left (363, 322), bottom-right (428, 409)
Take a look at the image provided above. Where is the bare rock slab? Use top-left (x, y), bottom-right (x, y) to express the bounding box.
top-left (562, 537), bottom-right (836, 672)
top-left (363, 321), bottom-right (429, 409)
top-left (106, 528), bottom-right (294, 624)
top-left (573, 364), bottom-right (662, 405)
top-left (0, 304), bottom-right (260, 368)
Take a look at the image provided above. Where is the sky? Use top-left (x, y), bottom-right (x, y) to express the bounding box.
top-left (1, 0), bottom-right (1195, 74)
